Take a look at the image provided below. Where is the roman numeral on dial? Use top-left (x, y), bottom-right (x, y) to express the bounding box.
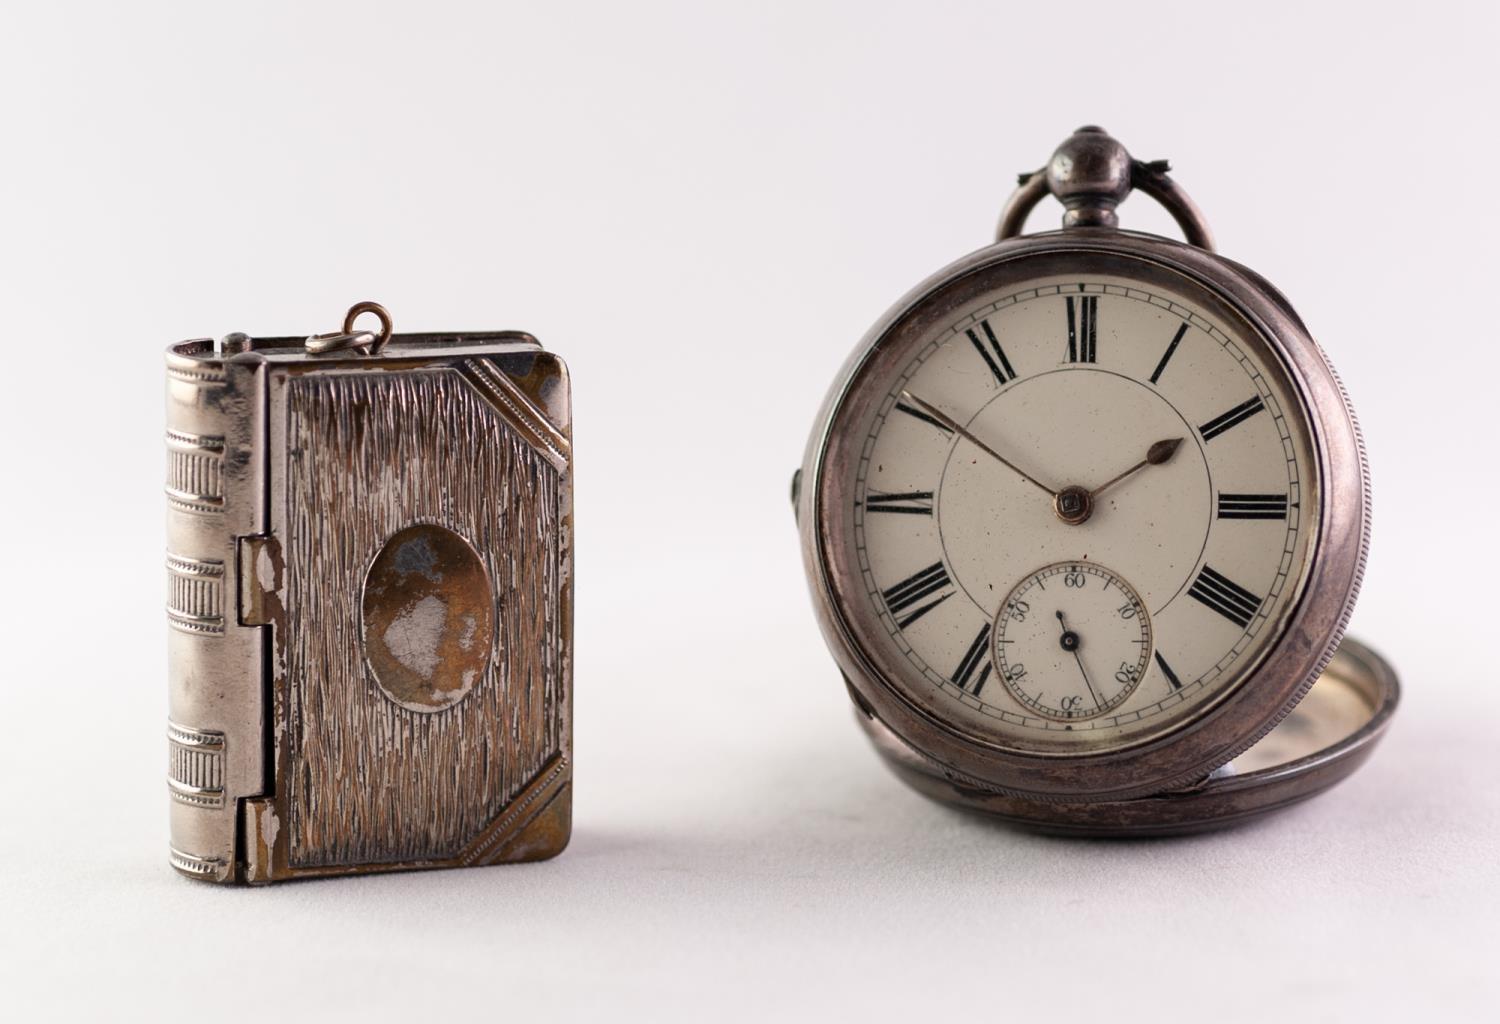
top-left (1199, 396), bottom-right (1266, 441)
top-left (1155, 651), bottom-right (1184, 691)
top-left (1217, 493), bottom-right (1289, 520)
top-left (1187, 565), bottom-right (1263, 629)
top-left (882, 562), bottom-right (953, 628)
top-left (894, 399), bottom-right (954, 434)
top-left (952, 622), bottom-right (993, 695)
top-left (862, 490), bottom-right (934, 515)
top-left (966, 319), bottom-right (1017, 385)
top-left (1150, 322), bottom-right (1189, 384)
top-left (1066, 294), bottom-right (1098, 363)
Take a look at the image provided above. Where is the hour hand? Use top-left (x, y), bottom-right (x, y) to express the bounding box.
top-left (1090, 437), bottom-right (1184, 499)
top-left (898, 391), bottom-right (1057, 498)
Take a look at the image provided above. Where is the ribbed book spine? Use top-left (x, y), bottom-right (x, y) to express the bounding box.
top-left (164, 341), bottom-right (266, 882)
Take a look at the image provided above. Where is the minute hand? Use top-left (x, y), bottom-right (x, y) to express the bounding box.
top-left (899, 391), bottom-right (1056, 498)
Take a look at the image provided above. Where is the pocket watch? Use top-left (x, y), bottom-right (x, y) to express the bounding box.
top-left (795, 127), bottom-right (1399, 834)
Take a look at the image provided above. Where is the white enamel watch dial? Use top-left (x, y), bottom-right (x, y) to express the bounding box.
top-left (844, 268), bottom-right (1318, 754)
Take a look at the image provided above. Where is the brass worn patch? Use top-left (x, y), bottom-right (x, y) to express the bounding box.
top-left (361, 524), bottom-right (495, 712)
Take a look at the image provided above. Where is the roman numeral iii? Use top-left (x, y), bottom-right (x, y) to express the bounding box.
top-left (967, 319), bottom-right (1017, 385)
top-left (1188, 565), bottom-right (1263, 629)
top-left (1199, 395), bottom-right (1266, 441)
top-left (1217, 493), bottom-right (1289, 520)
top-left (882, 562), bottom-right (953, 628)
top-left (952, 623), bottom-right (993, 695)
top-left (863, 490), bottom-right (934, 515)
top-left (1066, 294), bottom-right (1098, 363)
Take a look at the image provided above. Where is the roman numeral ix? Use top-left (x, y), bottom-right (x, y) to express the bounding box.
top-left (881, 562), bottom-right (953, 629)
top-left (966, 319), bottom-right (1017, 385)
top-left (952, 623), bottom-right (993, 696)
top-left (1188, 565), bottom-right (1263, 629)
top-left (1217, 493), bottom-right (1289, 520)
top-left (1199, 395), bottom-right (1266, 442)
top-left (862, 490), bottom-right (934, 516)
top-left (1066, 294), bottom-right (1098, 363)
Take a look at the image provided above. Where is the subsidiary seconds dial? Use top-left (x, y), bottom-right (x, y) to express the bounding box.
top-left (994, 563), bottom-right (1151, 720)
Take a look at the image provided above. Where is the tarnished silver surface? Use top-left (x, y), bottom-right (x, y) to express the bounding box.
top-left (797, 128), bottom-right (1394, 826)
top-left (998, 125), bottom-right (1215, 250)
top-left (863, 636), bottom-right (1398, 836)
top-left (165, 309), bottom-right (573, 883)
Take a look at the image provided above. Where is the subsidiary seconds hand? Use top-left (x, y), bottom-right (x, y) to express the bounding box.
top-left (898, 391), bottom-right (1057, 498)
top-left (1056, 610), bottom-right (1103, 708)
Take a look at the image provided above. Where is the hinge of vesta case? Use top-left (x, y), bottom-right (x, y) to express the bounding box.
top-left (237, 535), bottom-right (282, 627)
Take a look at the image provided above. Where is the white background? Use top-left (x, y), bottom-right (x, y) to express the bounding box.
top-left (2, 2), bottom-right (1496, 1020)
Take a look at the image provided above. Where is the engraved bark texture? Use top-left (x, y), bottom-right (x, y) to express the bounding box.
top-left (284, 368), bottom-right (562, 867)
